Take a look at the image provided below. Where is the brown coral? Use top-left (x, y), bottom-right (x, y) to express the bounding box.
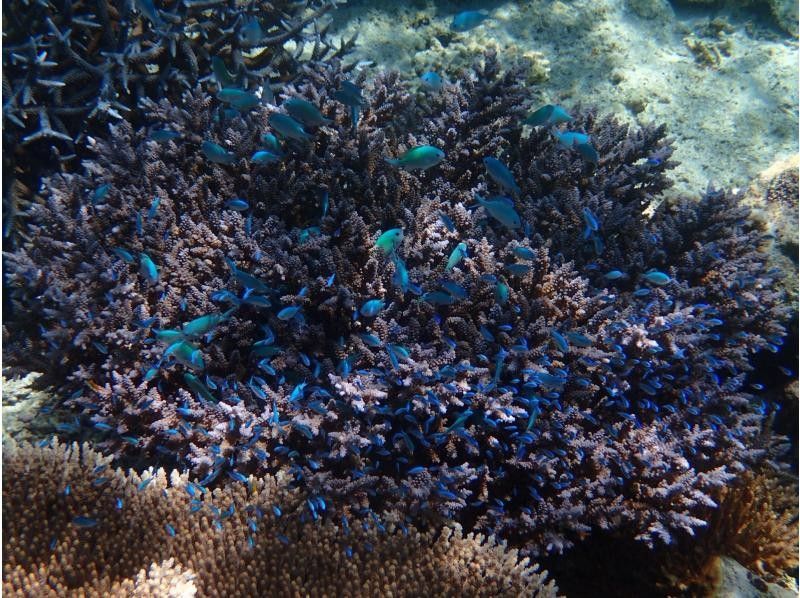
top-left (2, 439), bottom-right (558, 597)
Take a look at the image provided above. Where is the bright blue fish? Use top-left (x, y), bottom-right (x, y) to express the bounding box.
top-left (277, 306), bottom-right (301, 321)
top-left (643, 271), bottom-right (670, 286)
top-left (269, 113), bottom-right (311, 141)
top-left (225, 198), bottom-right (249, 211)
top-left (451, 10), bottom-right (489, 31)
top-left (523, 104), bottom-right (572, 127)
top-left (483, 157), bottom-right (520, 195)
top-left (420, 71), bottom-right (443, 91)
top-left (139, 253), bottom-right (158, 285)
top-left (475, 194), bottom-right (521, 230)
top-left (201, 141), bottom-right (237, 165)
top-left (360, 299), bottom-right (385, 318)
top-left (251, 151), bottom-right (281, 164)
top-left (284, 98), bottom-right (331, 127)
top-left (445, 242), bottom-right (468, 272)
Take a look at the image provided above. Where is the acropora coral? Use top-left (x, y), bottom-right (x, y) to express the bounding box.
top-left (2, 439), bottom-right (557, 597)
top-left (3, 51), bottom-right (791, 558)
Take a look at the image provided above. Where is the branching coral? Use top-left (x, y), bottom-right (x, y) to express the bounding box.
top-left (2, 439), bottom-right (557, 597)
top-left (3, 52), bottom-right (791, 556)
top-left (1, 0), bottom-right (355, 241)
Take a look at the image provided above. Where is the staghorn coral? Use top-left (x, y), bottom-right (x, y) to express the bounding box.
top-left (3, 53), bottom-right (791, 556)
top-left (2, 0), bottom-right (355, 242)
top-left (2, 438), bottom-right (557, 597)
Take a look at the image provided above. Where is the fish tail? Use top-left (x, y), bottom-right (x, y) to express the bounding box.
top-left (384, 157), bottom-right (400, 167)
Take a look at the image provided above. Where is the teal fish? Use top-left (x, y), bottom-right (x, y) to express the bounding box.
top-left (360, 299), bottom-right (385, 318)
top-left (212, 57), bottom-right (237, 88)
top-left (182, 312), bottom-right (231, 338)
top-left (483, 157), bottom-right (520, 195)
top-left (217, 88), bottom-right (260, 111)
top-left (513, 246), bottom-right (536, 261)
top-left (332, 81), bottom-right (364, 107)
top-left (392, 255), bottom-right (410, 292)
top-left (495, 282), bottom-right (509, 305)
top-left (201, 141), bottom-right (236, 165)
top-left (299, 226), bottom-right (321, 243)
top-left (92, 184), bottom-right (110, 205)
top-left (575, 142), bottom-right (599, 164)
top-left (112, 247), bottom-right (135, 264)
top-left (242, 16), bottom-right (263, 45)
top-left (184, 372), bottom-right (216, 402)
top-left (251, 151), bottom-right (281, 164)
top-left (451, 10), bottom-right (489, 32)
top-left (505, 263), bottom-right (530, 276)
top-left (523, 104), bottom-right (572, 127)
top-left (420, 71), bottom-right (443, 91)
top-left (445, 242), bottom-right (468, 272)
top-left (422, 291), bottom-right (455, 306)
top-left (358, 333), bottom-right (382, 347)
top-left (554, 131), bottom-right (590, 149)
top-left (261, 133), bottom-right (283, 155)
top-left (269, 113), bottom-right (311, 141)
top-left (225, 199), bottom-right (249, 211)
top-left (440, 281), bottom-right (467, 300)
top-left (643, 270), bottom-right (670, 286)
top-left (154, 329), bottom-right (183, 344)
top-left (284, 98), bottom-right (331, 127)
top-left (277, 306), bottom-right (301, 320)
top-left (475, 194), bottom-right (521, 230)
top-left (385, 146), bottom-right (445, 171)
top-left (376, 228), bottom-right (404, 255)
top-left (604, 270), bottom-right (626, 280)
top-left (165, 341), bottom-right (204, 370)
top-left (139, 253), bottom-right (158, 284)
top-left (149, 129), bottom-right (180, 142)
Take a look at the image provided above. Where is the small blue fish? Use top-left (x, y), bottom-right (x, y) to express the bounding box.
top-left (451, 10), bottom-right (489, 31)
top-left (475, 194), bottom-right (521, 230)
top-left (165, 523), bottom-right (176, 537)
top-left (420, 71), bottom-right (443, 91)
top-left (149, 129), bottom-right (180, 142)
top-left (495, 282), bottom-right (509, 305)
top-left (332, 81), bottom-right (364, 107)
top-left (483, 157), bottom-right (521, 195)
top-left (201, 141), bottom-right (237, 165)
top-left (242, 16), bottom-right (263, 45)
top-left (550, 330), bottom-right (569, 352)
top-left (385, 146), bottom-right (445, 170)
top-left (277, 306), bottom-right (301, 321)
top-left (576, 143), bottom-right (599, 164)
top-left (139, 253), bottom-right (158, 285)
top-left (392, 255), bottom-right (410, 293)
top-left (92, 184), bottom-right (110, 205)
top-left (111, 247), bottom-right (135, 264)
top-left (261, 133), bottom-right (283, 155)
top-left (360, 299), bottom-right (385, 318)
top-left (441, 281), bottom-right (467, 299)
top-left (217, 88), bottom-right (260, 111)
top-left (147, 196), bottom-right (161, 219)
top-left (643, 270), bottom-right (671, 286)
top-left (505, 263), bottom-right (530, 276)
top-left (376, 228), bottom-right (404, 255)
top-left (251, 151), bottom-right (281, 164)
top-left (225, 198), bottom-right (249, 211)
top-left (523, 104), bottom-right (572, 127)
top-left (71, 516), bottom-right (98, 528)
top-left (565, 331), bottom-right (593, 347)
top-left (554, 130), bottom-right (590, 149)
top-left (604, 270), bottom-right (625, 280)
top-left (445, 242), bottom-right (468, 272)
top-left (358, 333), bottom-right (382, 347)
top-left (422, 291), bottom-right (455, 306)
top-left (582, 207), bottom-right (599, 232)
top-left (284, 98), bottom-right (331, 127)
top-left (513, 246), bottom-right (536, 261)
top-left (439, 212), bottom-right (456, 232)
top-left (269, 113), bottom-right (311, 141)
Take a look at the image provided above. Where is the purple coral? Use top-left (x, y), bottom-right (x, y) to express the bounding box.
top-left (4, 51), bottom-right (790, 555)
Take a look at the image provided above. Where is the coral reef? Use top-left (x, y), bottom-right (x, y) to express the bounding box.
top-left (2, 0), bottom-right (355, 240)
top-left (2, 439), bottom-right (557, 597)
top-left (327, 0), bottom-right (798, 199)
top-left (3, 53), bottom-right (791, 557)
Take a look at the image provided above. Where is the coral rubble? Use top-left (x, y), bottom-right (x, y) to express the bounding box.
top-left (3, 53), bottom-right (791, 557)
top-left (2, 439), bottom-right (557, 597)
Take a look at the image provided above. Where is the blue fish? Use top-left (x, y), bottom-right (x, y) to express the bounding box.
top-left (440, 281), bottom-right (467, 299)
top-left (422, 291), bottom-right (456, 306)
top-left (439, 212), bottom-right (456, 232)
top-left (475, 194), bottom-right (521, 230)
top-left (554, 130), bottom-right (590, 149)
top-left (92, 184), bottom-right (110, 205)
top-left (71, 516), bottom-right (98, 528)
top-left (225, 198), bottom-right (249, 211)
top-left (451, 10), bottom-right (489, 31)
top-left (112, 247), bottom-right (135, 264)
top-left (513, 246), bottom-right (536, 261)
top-left (582, 207), bottom-right (599, 231)
top-left (261, 133), bottom-right (283, 155)
top-left (251, 151), bottom-right (282, 164)
top-left (139, 253), bottom-right (158, 285)
top-left (269, 113), bottom-right (311, 141)
top-left (523, 104), bottom-right (573, 127)
top-left (550, 330), bottom-right (569, 352)
top-left (149, 129), bottom-right (181, 142)
top-left (332, 81), bottom-right (364, 107)
top-left (201, 141), bottom-right (237, 165)
top-left (277, 306), bottom-right (301, 321)
top-left (217, 88), bottom-right (260, 111)
top-left (643, 270), bottom-right (671, 286)
top-left (445, 242), bottom-right (468, 272)
top-left (604, 270), bottom-right (625, 280)
top-left (483, 157), bottom-right (521, 195)
top-left (360, 299), bottom-right (385, 318)
top-left (420, 71), bottom-right (443, 91)
top-left (284, 98), bottom-right (331, 127)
